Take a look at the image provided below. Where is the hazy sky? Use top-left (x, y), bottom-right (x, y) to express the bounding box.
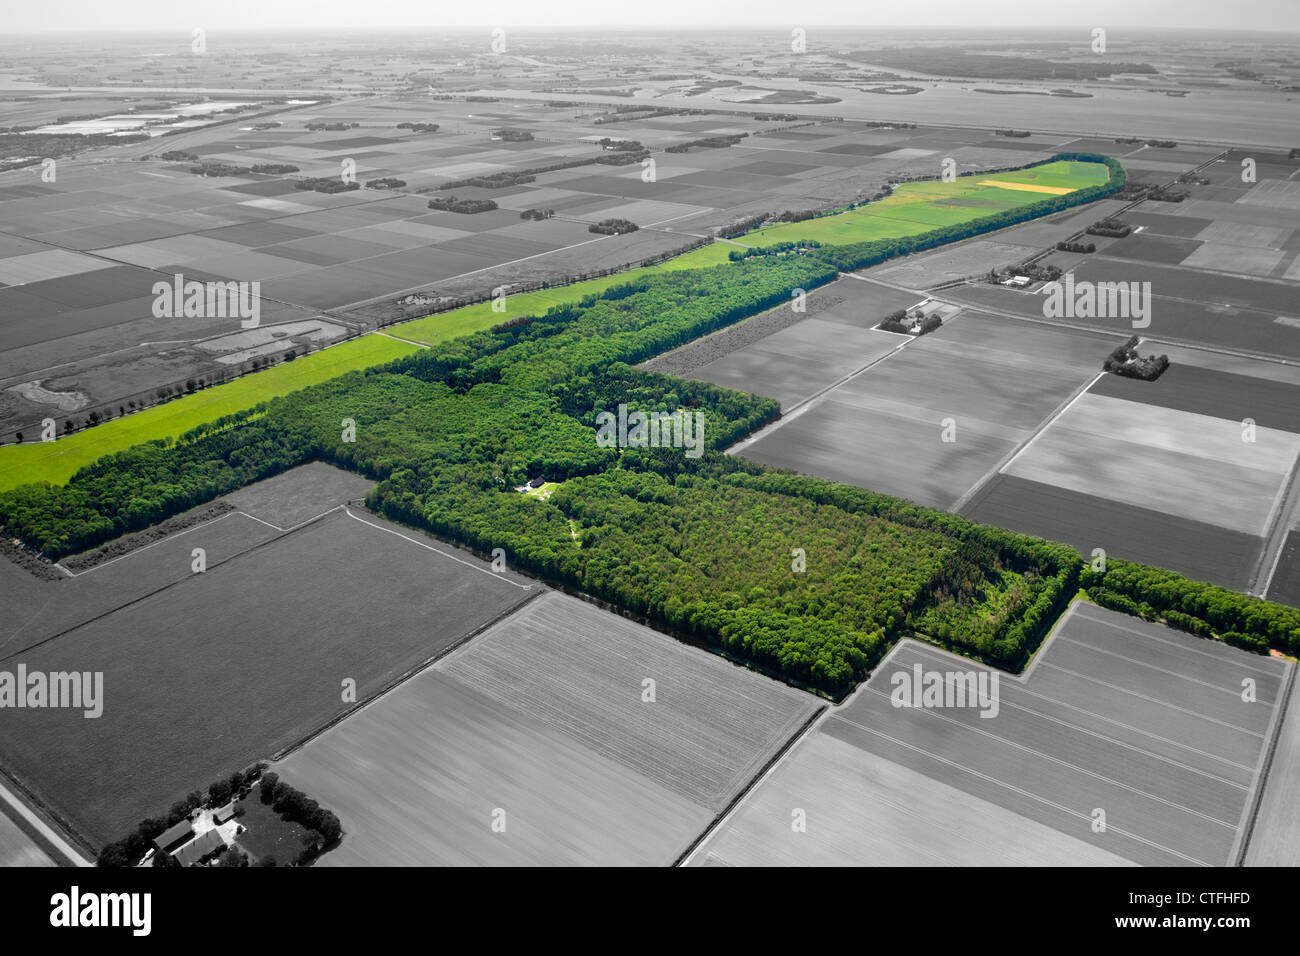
top-left (5, 0), bottom-right (1298, 34)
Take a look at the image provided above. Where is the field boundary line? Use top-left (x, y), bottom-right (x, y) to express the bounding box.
top-left (269, 586), bottom-right (546, 762)
top-left (1071, 602), bottom-right (1286, 679)
top-left (903, 631), bottom-right (1261, 772)
top-left (235, 511), bottom-right (288, 532)
top-left (373, 329), bottom-right (430, 349)
top-left (1258, 521), bottom-right (1294, 600)
top-left (264, 503), bottom-right (353, 535)
top-left (55, 510), bottom-right (249, 578)
top-left (1251, 441), bottom-right (1300, 570)
top-left (0, 505), bottom-right (348, 665)
top-left (978, 370), bottom-right (1104, 484)
top-left (1233, 658), bottom-right (1297, 865)
top-left (951, 369), bottom-right (1104, 513)
top-left (1254, 444), bottom-right (1300, 596)
top-left (1038, 661), bottom-right (1265, 738)
top-left (723, 295), bottom-right (923, 454)
top-left (675, 702), bottom-right (827, 867)
top-left (856, 683), bottom-right (1241, 831)
top-left (897, 642), bottom-right (1250, 790)
top-left (1017, 597), bottom-right (1080, 683)
top-left (343, 507), bottom-right (531, 589)
top-left (1053, 634), bottom-right (1283, 704)
top-left (831, 712), bottom-right (1214, 866)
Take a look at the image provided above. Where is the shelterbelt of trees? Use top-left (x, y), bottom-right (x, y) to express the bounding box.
top-left (4, 154), bottom-right (1293, 695)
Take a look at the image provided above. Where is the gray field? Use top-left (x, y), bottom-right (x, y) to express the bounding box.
top-left (734, 313), bottom-right (1111, 508)
top-left (282, 670), bottom-right (715, 867)
top-left (1245, 673), bottom-right (1300, 866)
top-left (225, 461), bottom-right (375, 527)
top-left (0, 811), bottom-right (56, 868)
top-left (692, 603), bottom-right (1290, 866)
top-left (1, 511), bottom-right (279, 658)
top-left (674, 277), bottom-right (922, 410)
top-left (688, 732), bottom-right (1136, 867)
top-left (277, 592), bottom-right (820, 865)
top-left (0, 463), bottom-right (375, 659)
top-left (0, 496), bottom-right (536, 845)
top-left (1004, 393), bottom-right (1300, 537)
top-left (961, 473), bottom-right (1263, 590)
top-left (690, 318), bottom-right (902, 410)
top-left (440, 593), bottom-right (819, 808)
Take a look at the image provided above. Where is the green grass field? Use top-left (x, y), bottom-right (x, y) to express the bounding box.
top-left (738, 160), bottom-right (1107, 247)
top-left (0, 159), bottom-right (1112, 493)
top-left (0, 334), bottom-right (419, 493)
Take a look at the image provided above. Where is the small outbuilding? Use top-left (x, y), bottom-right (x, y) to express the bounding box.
top-left (172, 829), bottom-right (226, 868)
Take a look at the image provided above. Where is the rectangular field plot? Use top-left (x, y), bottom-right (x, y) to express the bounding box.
top-left (693, 604), bottom-right (1290, 866)
top-left (1004, 392), bottom-right (1300, 537)
top-left (0, 486), bottom-right (535, 847)
top-left (734, 313), bottom-right (1114, 509)
top-left (1090, 361), bottom-right (1300, 434)
top-left (689, 319), bottom-right (902, 410)
top-left (1099, 232), bottom-right (1203, 266)
top-left (962, 474), bottom-right (1263, 589)
top-left (738, 396), bottom-right (1012, 510)
top-left (0, 511), bottom-right (280, 659)
top-left (863, 238), bottom-right (1041, 287)
top-left (0, 464), bottom-right (371, 658)
top-left (1181, 243), bottom-right (1286, 277)
top-left (276, 592), bottom-right (820, 866)
top-left (948, 282), bottom-right (1300, 360)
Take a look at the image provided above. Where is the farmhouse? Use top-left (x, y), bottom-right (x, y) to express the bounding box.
top-left (153, 818), bottom-right (194, 853)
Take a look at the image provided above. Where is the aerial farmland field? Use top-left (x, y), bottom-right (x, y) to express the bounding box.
top-left (736, 159), bottom-right (1108, 247)
top-left (275, 592), bottom-right (821, 866)
top-left (690, 603), bottom-right (1292, 866)
top-left (4, 18), bottom-right (1300, 893)
top-left (0, 464), bottom-right (535, 848)
top-left (731, 311), bottom-right (1122, 508)
top-left (963, 356), bottom-right (1300, 590)
top-left (1004, 393), bottom-right (1300, 539)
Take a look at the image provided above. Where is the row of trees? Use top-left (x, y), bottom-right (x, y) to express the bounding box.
top-left (1082, 560), bottom-right (1300, 655)
top-left (296, 177), bottom-right (360, 194)
top-left (427, 195), bottom-right (498, 213)
top-left (439, 171), bottom-right (535, 189)
top-left (589, 218), bottom-right (639, 235)
top-left (259, 772), bottom-right (343, 862)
